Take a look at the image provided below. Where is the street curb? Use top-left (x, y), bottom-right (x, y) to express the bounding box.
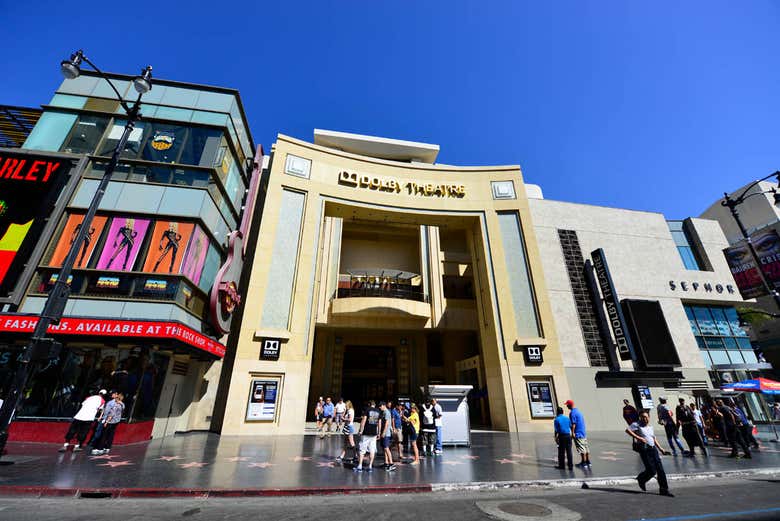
top-left (431, 467), bottom-right (780, 492)
top-left (0, 468), bottom-right (776, 499)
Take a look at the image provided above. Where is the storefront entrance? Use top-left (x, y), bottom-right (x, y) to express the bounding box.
top-left (341, 345), bottom-right (395, 413)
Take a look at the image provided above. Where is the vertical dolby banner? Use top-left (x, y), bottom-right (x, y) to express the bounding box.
top-left (591, 248), bottom-right (636, 362)
top-left (724, 229), bottom-right (780, 300)
top-left (0, 151), bottom-right (75, 298)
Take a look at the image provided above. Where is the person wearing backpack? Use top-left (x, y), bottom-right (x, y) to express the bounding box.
top-left (421, 401), bottom-right (437, 457)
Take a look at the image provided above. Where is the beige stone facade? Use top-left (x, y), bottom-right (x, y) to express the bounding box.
top-left (213, 132), bottom-right (570, 434)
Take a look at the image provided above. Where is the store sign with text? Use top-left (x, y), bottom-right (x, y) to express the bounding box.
top-left (0, 314), bottom-right (225, 358)
top-left (259, 338), bottom-right (282, 361)
top-left (591, 248), bottom-right (635, 361)
top-left (338, 170), bottom-right (466, 198)
top-left (0, 152), bottom-right (75, 298)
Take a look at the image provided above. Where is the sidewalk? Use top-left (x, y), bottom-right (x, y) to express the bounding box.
top-left (0, 431), bottom-right (778, 497)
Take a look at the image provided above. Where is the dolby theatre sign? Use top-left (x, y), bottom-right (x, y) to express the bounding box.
top-left (338, 170), bottom-right (466, 198)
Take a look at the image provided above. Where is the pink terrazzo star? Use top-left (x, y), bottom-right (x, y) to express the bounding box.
top-left (316, 461), bottom-right (337, 468)
top-left (97, 460), bottom-right (133, 468)
top-left (89, 454), bottom-right (119, 460)
top-left (290, 456), bottom-right (312, 462)
top-left (155, 456), bottom-right (183, 461)
top-left (510, 453), bottom-right (530, 459)
top-left (460, 455), bottom-right (480, 460)
top-left (496, 458), bottom-right (519, 464)
top-left (440, 461), bottom-right (463, 465)
top-left (178, 462), bottom-right (209, 468)
top-left (601, 451), bottom-right (619, 456)
top-left (599, 456), bottom-right (622, 461)
top-left (225, 457), bottom-right (250, 462)
top-left (248, 462), bottom-right (276, 469)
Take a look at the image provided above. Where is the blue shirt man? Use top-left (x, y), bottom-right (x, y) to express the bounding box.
top-left (323, 400), bottom-right (334, 418)
top-left (391, 407), bottom-right (402, 429)
top-left (553, 411), bottom-right (572, 434)
top-left (568, 406), bottom-right (586, 438)
top-left (566, 400), bottom-right (591, 467)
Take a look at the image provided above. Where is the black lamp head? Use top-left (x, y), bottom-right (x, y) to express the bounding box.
top-left (133, 66), bottom-right (153, 94)
top-left (60, 50), bottom-right (84, 80)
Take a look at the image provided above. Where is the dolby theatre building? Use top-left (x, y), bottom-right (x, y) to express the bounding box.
top-left (212, 130), bottom-right (570, 434)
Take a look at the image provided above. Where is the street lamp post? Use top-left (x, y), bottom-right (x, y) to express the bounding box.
top-left (0, 51), bottom-right (152, 461)
top-left (721, 171), bottom-right (780, 312)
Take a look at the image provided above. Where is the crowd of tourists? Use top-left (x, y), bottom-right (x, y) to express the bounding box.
top-left (58, 388), bottom-right (126, 456)
top-left (313, 396), bottom-right (443, 472)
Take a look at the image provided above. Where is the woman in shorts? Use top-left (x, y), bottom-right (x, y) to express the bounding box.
top-left (337, 400), bottom-right (356, 463)
top-left (407, 404), bottom-right (420, 465)
top-left (314, 397), bottom-right (324, 433)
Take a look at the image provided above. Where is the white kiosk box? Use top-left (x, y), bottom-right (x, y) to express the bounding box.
top-left (427, 384), bottom-right (473, 447)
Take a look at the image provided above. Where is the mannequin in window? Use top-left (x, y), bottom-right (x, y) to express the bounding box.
top-left (153, 222), bottom-right (182, 273)
top-left (107, 219), bottom-right (138, 270)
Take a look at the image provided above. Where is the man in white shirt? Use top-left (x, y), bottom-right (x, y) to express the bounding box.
top-left (60, 389), bottom-right (106, 453)
top-left (626, 411), bottom-right (673, 496)
top-left (334, 398), bottom-right (347, 433)
top-left (432, 398), bottom-right (444, 455)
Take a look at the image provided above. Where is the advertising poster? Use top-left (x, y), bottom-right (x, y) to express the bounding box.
top-left (724, 229), bottom-right (780, 299)
top-left (49, 214), bottom-right (108, 268)
top-left (0, 152), bottom-right (74, 298)
top-left (141, 220), bottom-right (194, 274)
top-left (180, 225), bottom-right (209, 283)
top-left (526, 381), bottom-right (555, 418)
top-left (95, 216), bottom-right (150, 272)
top-left (637, 385), bottom-right (654, 409)
top-left (246, 378), bottom-right (280, 421)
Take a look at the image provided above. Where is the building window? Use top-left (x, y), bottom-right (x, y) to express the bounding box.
top-left (667, 221), bottom-right (704, 271)
top-left (684, 304), bottom-right (757, 368)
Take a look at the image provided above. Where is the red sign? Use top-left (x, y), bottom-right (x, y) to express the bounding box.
top-left (0, 314), bottom-right (225, 358)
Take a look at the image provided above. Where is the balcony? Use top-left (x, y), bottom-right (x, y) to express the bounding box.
top-left (331, 270), bottom-right (430, 319)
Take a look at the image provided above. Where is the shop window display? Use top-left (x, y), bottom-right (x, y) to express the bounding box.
top-left (0, 345), bottom-right (168, 421)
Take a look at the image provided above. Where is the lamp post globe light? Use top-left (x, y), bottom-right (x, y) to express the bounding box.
top-left (721, 171), bottom-right (780, 312)
top-left (0, 51), bottom-right (152, 461)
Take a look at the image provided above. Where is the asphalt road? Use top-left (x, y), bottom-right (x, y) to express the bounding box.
top-left (0, 476), bottom-right (778, 521)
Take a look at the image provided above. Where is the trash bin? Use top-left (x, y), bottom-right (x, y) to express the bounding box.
top-left (427, 384), bottom-right (473, 447)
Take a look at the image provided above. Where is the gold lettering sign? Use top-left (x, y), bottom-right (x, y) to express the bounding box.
top-left (337, 171), bottom-right (465, 198)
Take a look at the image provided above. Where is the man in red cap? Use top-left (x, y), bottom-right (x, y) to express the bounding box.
top-left (566, 399), bottom-right (591, 468)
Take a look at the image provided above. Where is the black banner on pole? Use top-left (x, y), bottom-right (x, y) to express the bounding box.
top-left (590, 248), bottom-right (635, 362)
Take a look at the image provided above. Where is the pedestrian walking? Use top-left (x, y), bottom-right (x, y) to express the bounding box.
top-left (91, 392), bottom-right (124, 455)
top-left (732, 401), bottom-right (760, 450)
top-left (334, 398), bottom-right (346, 433)
top-left (565, 400), bottom-right (591, 468)
top-left (432, 398), bottom-right (444, 455)
top-left (337, 400), bottom-right (357, 464)
top-left (622, 399), bottom-right (639, 425)
top-left (354, 400), bottom-right (381, 472)
top-left (421, 401), bottom-right (437, 457)
top-left (320, 396), bottom-right (335, 438)
top-left (657, 397), bottom-right (685, 456)
top-left (314, 397), bottom-right (324, 433)
top-left (60, 389), bottom-right (106, 453)
top-left (407, 404), bottom-right (420, 465)
top-left (675, 398), bottom-right (707, 456)
top-left (772, 402), bottom-right (780, 421)
top-left (715, 399), bottom-right (751, 459)
top-left (392, 403), bottom-right (404, 461)
top-left (553, 406), bottom-right (573, 470)
top-left (689, 402), bottom-right (708, 446)
top-left (626, 411), bottom-right (674, 497)
top-left (380, 402), bottom-right (396, 471)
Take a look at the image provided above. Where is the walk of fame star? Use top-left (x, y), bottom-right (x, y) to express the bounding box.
top-left (602, 451), bottom-right (619, 456)
top-left (90, 454), bottom-right (119, 460)
top-left (440, 461), bottom-right (463, 465)
top-left (225, 457), bottom-right (250, 462)
top-left (460, 455), bottom-right (480, 460)
top-left (155, 456), bottom-right (183, 461)
top-left (179, 462), bottom-right (209, 468)
top-left (248, 462), bottom-right (275, 468)
top-left (98, 460), bottom-right (133, 467)
top-left (510, 453), bottom-right (530, 459)
top-left (599, 456), bottom-right (621, 461)
top-left (316, 461), bottom-right (336, 468)
top-left (290, 456), bottom-right (312, 462)
top-left (496, 458), bottom-right (519, 464)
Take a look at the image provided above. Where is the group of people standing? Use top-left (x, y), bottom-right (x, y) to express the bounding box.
top-left (59, 389), bottom-right (125, 456)
top-left (314, 396), bottom-right (443, 472)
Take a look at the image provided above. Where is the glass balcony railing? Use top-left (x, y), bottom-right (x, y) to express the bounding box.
top-left (335, 271), bottom-right (428, 303)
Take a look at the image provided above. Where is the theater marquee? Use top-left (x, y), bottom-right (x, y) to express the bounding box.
top-left (338, 170), bottom-right (466, 198)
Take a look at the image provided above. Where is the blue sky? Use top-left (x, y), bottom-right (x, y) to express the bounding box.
top-left (1, 1), bottom-right (778, 218)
